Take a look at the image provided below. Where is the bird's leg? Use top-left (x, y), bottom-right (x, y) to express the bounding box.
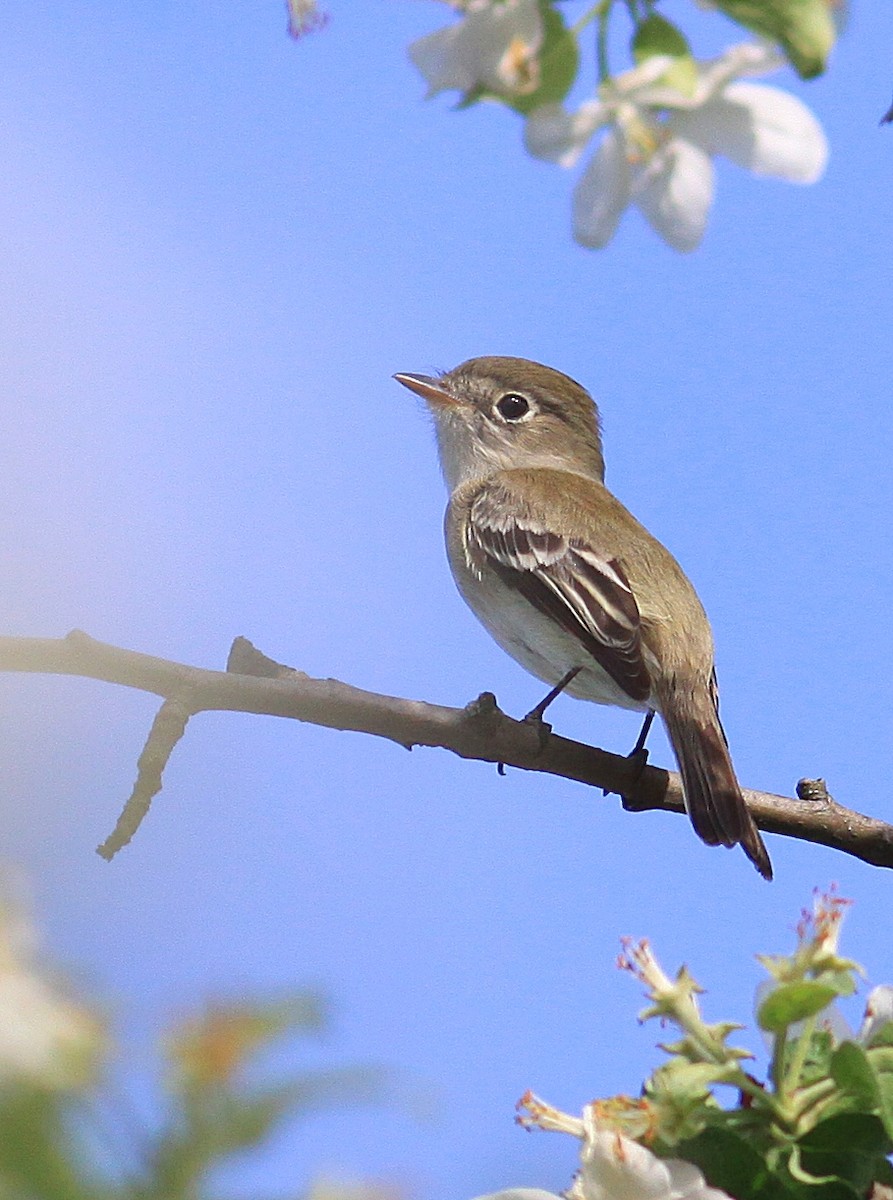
top-left (525, 666), bottom-right (583, 723)
top-left (618, 708), bottom-right (656, 800)
top-left (629, 708), bottom-right (655, 762)
top-left (513, 666), bottom-right (583, 757)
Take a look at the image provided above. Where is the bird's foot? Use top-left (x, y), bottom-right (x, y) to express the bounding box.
top-left (517, 668), bottom-right (582, 757)
top-left (601, 710), bottom-right (656, 798)
top-left (622, 745), bottom-right (650, 797)
top-left (521, 710), bottom-right (553, 754)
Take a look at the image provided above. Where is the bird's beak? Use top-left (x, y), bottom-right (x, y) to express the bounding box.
top-left (393, 372), bottom-right (460, 409)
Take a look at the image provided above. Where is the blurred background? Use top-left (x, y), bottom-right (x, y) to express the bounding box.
top-left (0, 1), bottom-right (891, 1195)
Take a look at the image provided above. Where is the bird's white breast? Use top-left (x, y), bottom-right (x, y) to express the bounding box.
top-left (450, 552), bottom-right (655, 713)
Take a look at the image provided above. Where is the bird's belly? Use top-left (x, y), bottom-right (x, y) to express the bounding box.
top-left (454, 566), bottom-right (653, 714)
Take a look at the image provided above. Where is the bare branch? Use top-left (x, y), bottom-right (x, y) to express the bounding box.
top-left (1, 630), bottom-right (892, 870)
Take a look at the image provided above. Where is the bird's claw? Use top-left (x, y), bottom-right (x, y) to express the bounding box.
top-left (522, 710), bottom-right (554, 753)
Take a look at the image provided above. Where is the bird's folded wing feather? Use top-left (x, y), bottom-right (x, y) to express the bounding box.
top-left (466, 488), bottom-right (652, 702)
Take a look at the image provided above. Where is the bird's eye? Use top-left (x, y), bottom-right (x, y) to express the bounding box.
top-left (495, 393), bottom-right (530, 421)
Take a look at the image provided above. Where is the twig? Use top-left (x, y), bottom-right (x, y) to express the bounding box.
top-left (95, 698), bottom-right (193, 860)
top-left (0, 631), bottom-right (891, 869)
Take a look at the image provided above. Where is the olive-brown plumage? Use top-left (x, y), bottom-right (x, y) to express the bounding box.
top-left (395, 356), bottom-right (772, 879)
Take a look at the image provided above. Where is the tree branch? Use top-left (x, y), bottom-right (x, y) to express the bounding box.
top-left (1, 630), bottom-right (890, 870)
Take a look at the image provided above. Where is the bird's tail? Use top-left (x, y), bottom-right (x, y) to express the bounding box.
top-left (658, 689), bottom-right (772, 881)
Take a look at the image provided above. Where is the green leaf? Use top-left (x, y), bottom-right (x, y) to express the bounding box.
top-left (830, 1041), bottom-right (881, 1110)
top-left (712, 0), bottom-right (835, 79)
top-left (873, 1066), bottom-right (893, 1140)
top-left (675, 1125), bottom-right (800, 1200)
top-left (813, 968), bottom-right (858, 998)
top-left (868, 1046), bottom-right (893, 1072)
top-left (150, 1089), bottom-right (298, 1194)
top-left (643, 1060), bottom-right (720, 1145)
top-left (148, 1067), bottom-right (387, 1197)
top-left (0, 1088), bottom-right (109, 1200)
top-left (631, 14), bottom-right (698, 98)
top-left (788, 1028), bottom-right (835, 1087)
top-left (631, 13), bottom-right (690, 61)
top-left (757, 982), bottom-right (838, 1032)
top-left (796, 1113), bottom-right (893, 1195)
top-left (876, 1155), bottom-right (893, 1185)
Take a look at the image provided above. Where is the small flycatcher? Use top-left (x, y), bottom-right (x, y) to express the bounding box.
top-left (395, 356), bottom-right (771, 880)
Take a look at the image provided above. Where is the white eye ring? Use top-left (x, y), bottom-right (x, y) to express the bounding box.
top-left (495, 393), bottom-right (531, 421)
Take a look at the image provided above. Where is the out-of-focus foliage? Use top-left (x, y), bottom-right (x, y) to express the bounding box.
top-left (0, 895), bottom-right (389, 1200)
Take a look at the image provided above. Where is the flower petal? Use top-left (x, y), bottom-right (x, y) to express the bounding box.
top-left (859, 985), bottom-right (893, 1047)
top-left (579, 1127), bottom-right (676, 1198)
top-left (609, 54), bottom-right (676, 98)
top-left (409, 0), bottom-right (543, 98)
top-left (572, 130), bottom-right (631, 248)
top-left (665, 1158), bottom-right (733, 1199)
top-left (525, 101), bottom-right (607, 167)
top-left (409, 24), bottom-right (477, 96)
top-left (0, 900), bottom-right (105, 1090)
top-left (634, 138), bottom-right (713, 253)
top-left (635, 42), bottom-right (785, 112)
top-left (671, 83), bottom-right (828, 182)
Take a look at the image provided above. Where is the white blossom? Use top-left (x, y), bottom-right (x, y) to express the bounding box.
top-left (0, 898), bottom-right (104, 1089)
top-left (525, 43), bottom-right (828, 252)
top-left (859, 985), bottom-right (893, 1047)
top-left (410, 0), bottom-right (544, 98)
top-left (474, 1095), bottom-right (732, 1200)
top-left (572, 1105), bottom-right (732, 1199)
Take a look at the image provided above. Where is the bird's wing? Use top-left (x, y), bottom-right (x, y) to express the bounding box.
top-left (466, 487), bottom-right (652, 703)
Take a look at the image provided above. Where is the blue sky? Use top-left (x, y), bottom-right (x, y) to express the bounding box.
top-left (1, 1), bottom-right (892, 1196)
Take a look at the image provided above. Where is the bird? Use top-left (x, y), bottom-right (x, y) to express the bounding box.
top-left (394, 356), bottom-right (772, 880)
